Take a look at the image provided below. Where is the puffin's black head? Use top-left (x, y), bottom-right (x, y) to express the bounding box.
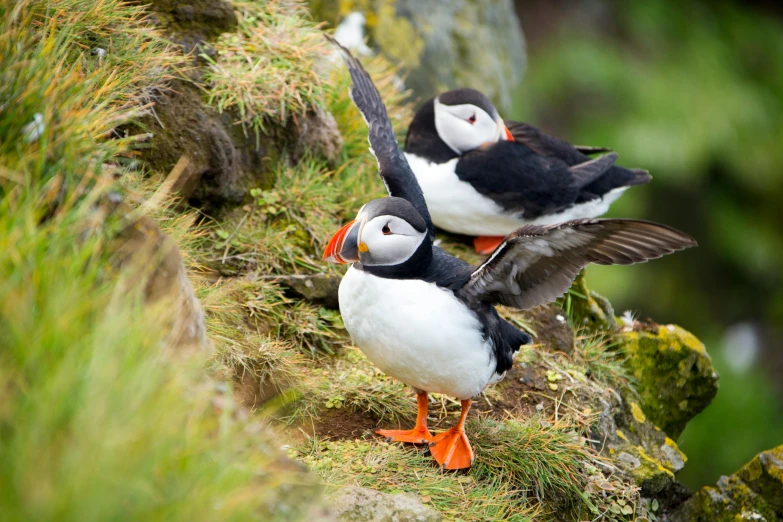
top-left (323, 197), bottom-right (431, 273)
top-left (405, 88), bottom-right (514, 162)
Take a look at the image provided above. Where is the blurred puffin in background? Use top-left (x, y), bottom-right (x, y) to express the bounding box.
top-left (404, 88), bottom-right (652, 254)
top-left (324, 36), bottom-right (696, 469)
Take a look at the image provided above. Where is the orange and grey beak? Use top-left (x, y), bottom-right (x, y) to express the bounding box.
top-left (498, 118), bottom-right (515, 142)
top-left (323, 220), bottom-right (361, 264)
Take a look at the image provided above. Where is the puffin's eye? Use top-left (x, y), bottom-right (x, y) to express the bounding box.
top-left (382, 224), bottom-right (392, 235)
top-left (467, 114), bottom-right (477, 124)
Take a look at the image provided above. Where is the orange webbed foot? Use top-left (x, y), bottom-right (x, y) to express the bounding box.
top-left (429, 427), bottom-right (474, 470)
top-left (376, 426), bottom-right (433, 444)
top-left (473, 236), bottom-right (505, 255)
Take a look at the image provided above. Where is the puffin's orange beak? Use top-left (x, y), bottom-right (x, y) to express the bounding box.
top-left (323, 220), bottom-right (361, 264)
top-left (503, 124), bottom-right (514, 141)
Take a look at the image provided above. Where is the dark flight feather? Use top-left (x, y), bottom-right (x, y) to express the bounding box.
top-left (325, 35), bottom-right (435, 237)
top-left (458, 219), bottom-right (697, 310)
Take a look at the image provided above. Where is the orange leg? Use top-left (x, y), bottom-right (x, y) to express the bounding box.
top-left (473, 236), bottom-right (505, 255)
top-left (376, 391), bottom-right (433, 444)
top-left (429, 399), bottom-right (475, 470)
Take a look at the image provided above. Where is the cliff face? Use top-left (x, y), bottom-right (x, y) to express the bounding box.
top-left (3, 1), bottom-right (779, 521)
top-left (309, 0), bottom-right (527, 113)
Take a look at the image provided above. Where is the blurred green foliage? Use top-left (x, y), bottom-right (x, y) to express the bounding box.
top-left (0, 1), bottom-right (314, 519)
top-left (513, 0), bottom-right (783, 488)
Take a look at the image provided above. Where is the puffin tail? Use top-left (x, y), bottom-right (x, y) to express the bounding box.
top-left (492, 319), bottom-right (532, 375)
top-left (578, 165), bottom-right (652, 201)
top-left (621, 167), bottom-right (653, 187)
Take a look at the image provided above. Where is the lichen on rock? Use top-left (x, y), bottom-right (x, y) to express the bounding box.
top-left (736, 446), bottom-right (783, 513)
top-left (616, 322), bottom-right (719, 439)
top-left (672, 446), bottom-right (783, 522)
top-left (594, 393), bottom-right (688, 496)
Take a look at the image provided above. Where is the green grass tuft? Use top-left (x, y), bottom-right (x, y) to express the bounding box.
top-left (285, 347), bottom-right (413, 425)
top-left (297, 436), bottom-right (540, 521)
top-left (201, 0), bottom-right (328, 142)
top-left (0, 1), bottom-right (319, 520)
top-left (296, 413), bottom-right (601, 520)
top-left (0, 190), bottom-right (315, 521)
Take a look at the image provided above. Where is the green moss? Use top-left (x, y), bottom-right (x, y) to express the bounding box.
top-left (675, 475), bottom-right (778, 522)
top-left (563, 272), bottom-right (616, 332)
top-left (617, 324), bottom-right (718, 438)
top-left (735, 445), bottom-right (783, 512)
top-left (673, 446), bottom-right (783, 521)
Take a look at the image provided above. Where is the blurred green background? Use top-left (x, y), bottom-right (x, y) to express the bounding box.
top-left (508, 0), bottom-right (783, 489)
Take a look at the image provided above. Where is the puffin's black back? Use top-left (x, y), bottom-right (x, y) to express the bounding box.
top-left (505, 120), bottom-right (652, 202)
top-left (454, 141), bottom-right (580, 218)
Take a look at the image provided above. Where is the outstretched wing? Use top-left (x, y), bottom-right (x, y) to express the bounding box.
top-left (458, 219), bottom-right (696, 309)
top-left (326, 35), bottom-right (434, 237)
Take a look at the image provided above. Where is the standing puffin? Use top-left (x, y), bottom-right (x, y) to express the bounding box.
top-left (403, 88), bottom-right (652, 254)
top-left (324, 37), bottom-right (696, 470)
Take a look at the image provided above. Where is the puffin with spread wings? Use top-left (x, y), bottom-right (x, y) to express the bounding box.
top-left (323, 36), bottom-right (696, 470)
top-left (403, 88), bottom-right (652, 254)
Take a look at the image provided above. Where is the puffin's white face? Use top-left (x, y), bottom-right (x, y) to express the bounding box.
top-left (434, 97), bottom-right (509, 154)
top-left (356, 213), bottom-right (426, 266)
top-left (323, 199), bottom-right (428, 267)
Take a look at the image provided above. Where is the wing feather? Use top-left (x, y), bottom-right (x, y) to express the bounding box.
top-left (457, 219), bottom-right (696, 309)
top-left (325, 35), bottom-right (434, 236)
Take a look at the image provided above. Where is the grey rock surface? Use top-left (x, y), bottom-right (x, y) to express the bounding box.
top-left (330, 486), bottom-right (442, 522)
top-left (393, 0), bottom-right (526, 113)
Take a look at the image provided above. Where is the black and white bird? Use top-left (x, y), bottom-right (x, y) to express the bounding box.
top-left (403, 88), bottom-right (652, 254)
top-left (324, 36), bottom-right (696, 470)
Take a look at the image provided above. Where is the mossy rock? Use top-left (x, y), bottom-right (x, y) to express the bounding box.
top-left (567, 271), bottom-right (616, 332)
top-left (145, 0), bottom-right (238, 53)
top-left (616, 323), bottom-right (718, 439)
top-left (735, 446), bottom-right (783, 513)
top-left (597, 397), bottom-right (687, 496)
top-left (672, 447), bottom-right (783, 522)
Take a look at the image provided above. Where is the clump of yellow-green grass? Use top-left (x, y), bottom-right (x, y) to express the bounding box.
top-left (295, 402), bottom-right (646, 521)
top-left (201, 0), bottom-right (329, 143)
top-left (283, 346), bottom-right (414, 426)
top-left (0, 185), bottom-right (315, 521)
top-left (295, 413), bottom-right (599, 521)
top-left (0, 0), bottom-right (180, 186)
top-left (0, 1), bottom-right (319, 520)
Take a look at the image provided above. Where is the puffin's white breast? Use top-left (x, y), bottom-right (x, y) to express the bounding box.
top-left (406, 154), bottom-right (522, 236)
top-left (338, 266), bottom-right (496, 400)
top-left (405, 153), bottom-right (628, 236)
